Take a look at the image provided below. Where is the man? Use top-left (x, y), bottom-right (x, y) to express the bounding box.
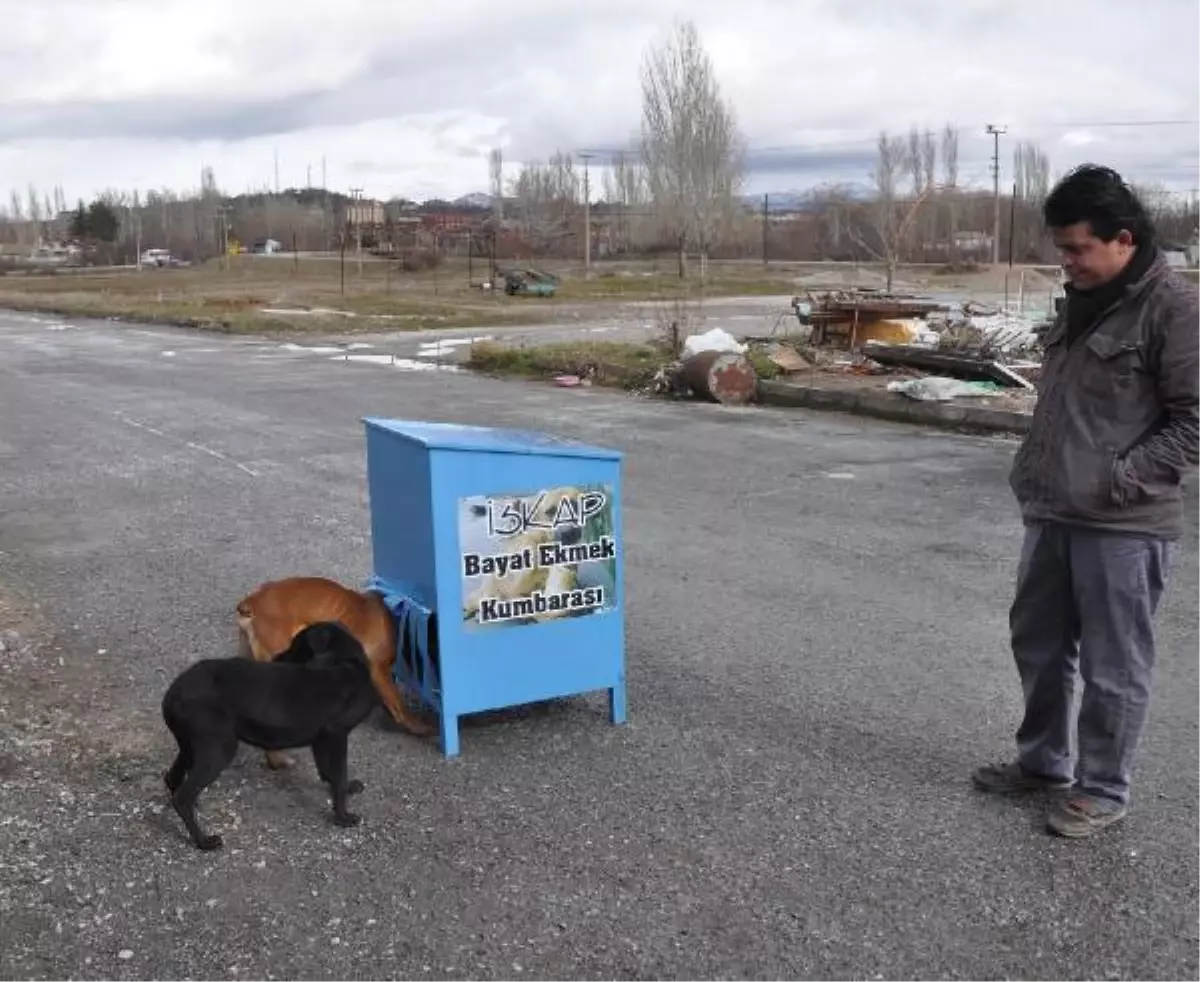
top-left (973, 164), bottom-right (1199, 838)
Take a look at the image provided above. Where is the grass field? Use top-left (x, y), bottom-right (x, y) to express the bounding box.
top-left (0, 254), bottom-right (804, 335)
top-left (0, 256), bottom-right (549, 334)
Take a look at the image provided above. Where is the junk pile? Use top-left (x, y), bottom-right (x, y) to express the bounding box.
top-left (790, 289), bottom-right (946, 348)
top-left (778, 289), bottom-right (1048, 401)
top-left (642, 288), bottom-right (1052, 411)
top-left (652, 328), bottom-right (759, 405)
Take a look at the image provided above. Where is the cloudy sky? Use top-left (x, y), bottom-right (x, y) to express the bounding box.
top-left (1, 0), bottom-right (1196, 207)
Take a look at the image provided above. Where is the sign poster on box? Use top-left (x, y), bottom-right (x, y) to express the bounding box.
top-left (458, 484), bottom-right (618, 628)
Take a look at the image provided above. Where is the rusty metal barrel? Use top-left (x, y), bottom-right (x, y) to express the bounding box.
top-left (678, 350), bottom-right (758, 405)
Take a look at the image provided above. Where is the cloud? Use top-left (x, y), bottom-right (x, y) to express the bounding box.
top-left (0, 0), bottom-right (1195, 204)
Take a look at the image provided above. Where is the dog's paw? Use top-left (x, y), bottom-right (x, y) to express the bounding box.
top-left (332, 811), bottom-right (361, 828)
top-left (347, 779), bottom-right (365, 796)
top-left (196, 834), bottom-right (224, 851)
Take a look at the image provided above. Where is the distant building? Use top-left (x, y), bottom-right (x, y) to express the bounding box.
top-left (342, 200), bottom-right (386, 227)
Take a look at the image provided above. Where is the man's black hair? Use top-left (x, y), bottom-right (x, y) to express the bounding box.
top-left (1043, 164), bottom-right (1156, 246)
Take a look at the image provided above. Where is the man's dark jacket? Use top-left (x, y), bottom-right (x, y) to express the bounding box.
top-left (1010, 249), bottom-right (1199, 540)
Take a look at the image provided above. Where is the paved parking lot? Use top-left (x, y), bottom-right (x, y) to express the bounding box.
top-left (0, 310), bottom-right (1196, 980)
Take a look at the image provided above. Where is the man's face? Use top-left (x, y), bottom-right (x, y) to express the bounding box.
top-left (1051, 221), bottom-right (1135, 290)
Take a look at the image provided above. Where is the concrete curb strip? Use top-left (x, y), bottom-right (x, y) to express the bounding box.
top-left (757, 379), bottom-right (1032, 435)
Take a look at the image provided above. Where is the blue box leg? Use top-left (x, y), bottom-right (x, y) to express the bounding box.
top-left (609, 681), bottom-right (626, 726)
top-left (440, 712), bottom-right (460, 758)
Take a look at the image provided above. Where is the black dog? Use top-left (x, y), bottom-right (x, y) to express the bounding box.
top-left (160, 621), bottom-right (379, 851)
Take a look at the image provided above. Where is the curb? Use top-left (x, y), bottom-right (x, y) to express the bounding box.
top-left (757, 379), bottom-right (1032, 435)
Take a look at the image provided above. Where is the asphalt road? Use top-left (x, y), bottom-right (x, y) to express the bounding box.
top-left (0, 309), bottom-right (1196, 981)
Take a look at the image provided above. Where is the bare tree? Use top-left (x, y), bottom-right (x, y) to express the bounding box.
top-left (858, 131), bottom-right (905, 291)
top-left (602, 150), bottom-right (650, 254)
top-left (638, 18), bottom-right (745, 278)
top-left (509, 151), bottom-right (581, 255)
top-left (921, 129), bottom-right (937, 196)
top-left (1013, 140), bottom-right (1051, 260)
top-left (850, 130), bottom-right (943, 291)
top-left (7, 190), bottom-right (25, 246)
top-left (909, 127), bottom-right (936, 257)
top-left (1013, 141), bottom-right (1050, 202)
top-left (805, 182), bottom-right (859, 259)
top-left (489, 148), bottom-right (504, 226)
top-left (941, 124), bottom-right (959, 260)
top-left (907, 126), bottom-right (924, 198)
top-left (26, 185), bottom-right (42, 244)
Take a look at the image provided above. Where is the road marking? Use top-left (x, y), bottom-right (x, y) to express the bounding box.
top-left (113, 412), bottom-right (259, 477)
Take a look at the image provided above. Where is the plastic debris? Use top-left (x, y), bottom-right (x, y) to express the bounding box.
top-left (886, 377), bottom-right (1005, 402)
top-left (681, 327), bottom-right (746, 358)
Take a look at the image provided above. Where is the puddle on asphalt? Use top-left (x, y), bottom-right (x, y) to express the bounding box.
top-left (415, 336), bottom-right (493, 358)
top-left (335, 353), bottom-right (460, 372)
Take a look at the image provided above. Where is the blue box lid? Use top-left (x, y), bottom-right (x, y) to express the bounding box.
top-left (362, 417), bottom-right (623, 461)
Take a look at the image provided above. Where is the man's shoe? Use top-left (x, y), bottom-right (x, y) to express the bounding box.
top-left (1046, 793), bottom-right (1127, 838)
top-left (972, 761), bottom-right (1074, 794)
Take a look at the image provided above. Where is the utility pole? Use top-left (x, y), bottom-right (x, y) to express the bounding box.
top-left (1008, 181), bottom-right (1017, 268)
top-left (580, 152), bottom-right (593, 276)
top-left (274, 148), bottom-right (280, 194)
top-left (349, 187), bottom-right (363, 278)
top-left (986, 124), bottom-right (1007, 265)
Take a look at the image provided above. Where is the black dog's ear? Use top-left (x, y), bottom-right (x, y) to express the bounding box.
top-left (275, 636), bottom-right (317, 665)
top-left (275, 622), bottom-right (338, 665)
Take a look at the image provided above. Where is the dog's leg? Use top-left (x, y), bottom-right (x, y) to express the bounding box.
top-left (170, 734), bottom-right (237, 851)
top-left (163, 750), bottom-right (190, 792)
top-left (311, 737), bottom-right (364, 797)
top-left (240, 620), bottom-right (298, 771)
top-left (369, 656), bottom-right (436, 736)
top-left (313, 732), bottom-right (360, 827)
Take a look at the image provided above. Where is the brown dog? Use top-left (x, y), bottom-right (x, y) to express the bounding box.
top-left (235, 576), bottom-right (435, 769)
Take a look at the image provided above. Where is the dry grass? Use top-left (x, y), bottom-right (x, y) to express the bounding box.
top-left (552, 270), bottom-right (794, 300)
top-left (0, 255), bottom-right (805, 336)
top-left (466, 339), bottom-right (671, 389)
top-left (0, 256), bottom-right (553, 334)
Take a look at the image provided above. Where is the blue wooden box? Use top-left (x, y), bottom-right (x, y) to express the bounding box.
top-left (361, 417), bottom-right (627, 757)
